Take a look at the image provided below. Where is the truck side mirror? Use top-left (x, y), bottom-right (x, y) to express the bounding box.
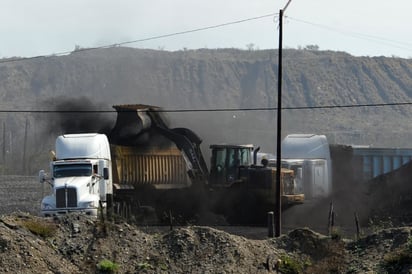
top-left (39, 170), bottom-right (46, 183)
top-left (103, 167), bottom-right (109, 180)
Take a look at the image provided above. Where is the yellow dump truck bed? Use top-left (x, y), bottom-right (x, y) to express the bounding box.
top-left (111, 145), bottom-right (191, 189)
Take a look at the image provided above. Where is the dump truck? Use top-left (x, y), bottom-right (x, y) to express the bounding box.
top-left (280, 133), bottom-right (412, 197)
top-left (39, 104), bottom-right (304, 224)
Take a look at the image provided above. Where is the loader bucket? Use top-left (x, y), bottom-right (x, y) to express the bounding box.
top-left (109, 104), bottom-right (171, 146)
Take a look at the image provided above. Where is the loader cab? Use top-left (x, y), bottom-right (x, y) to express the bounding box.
top-left (209, 144), bottom-right (254, 186)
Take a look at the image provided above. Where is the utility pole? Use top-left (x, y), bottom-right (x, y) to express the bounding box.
top-left (22, 118), bottom-right (28, 175)
top-left (275, 0), bottom-right (292, 237)
top-left (2, 122), bottom-right (5, 164)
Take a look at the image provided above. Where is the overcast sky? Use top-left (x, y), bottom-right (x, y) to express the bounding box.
top-left (1, 0), bottom-right (412, 58)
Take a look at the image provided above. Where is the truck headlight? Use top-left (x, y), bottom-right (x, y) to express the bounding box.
top-left (41, 203), bottom-right (53, 210)
top-left (82, 201), bottom-right (95, 208)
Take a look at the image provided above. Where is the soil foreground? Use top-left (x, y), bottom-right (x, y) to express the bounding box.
top-left (1, 212), bottom-right (412, 274)
top-left (2, 158), bottom-right (412, 273)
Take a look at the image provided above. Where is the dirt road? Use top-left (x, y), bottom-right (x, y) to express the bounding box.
top-left (0, 176), bottom-right (43, 216)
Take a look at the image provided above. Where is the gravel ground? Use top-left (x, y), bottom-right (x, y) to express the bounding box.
top-left (0, 176), bottom-right (43, 216)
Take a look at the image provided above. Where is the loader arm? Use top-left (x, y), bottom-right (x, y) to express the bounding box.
top-left (152, 126), bottom-right (209, 182)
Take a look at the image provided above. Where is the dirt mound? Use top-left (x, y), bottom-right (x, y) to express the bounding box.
top-left (282, 160), bottom-right (412, 237)
top-left (0, 212), bottom-right (278, 273)
top-left (367, 161), bottom-right (412, 226)
top-left (2, 212), bottom-right (412, 273)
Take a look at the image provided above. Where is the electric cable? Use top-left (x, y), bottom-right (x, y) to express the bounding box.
top-left (0, 13), bottom-right (277, 65)
top-left (1, 101), bottom-right (412, 113)
top-left (286, 16), bottom-right (412, 53)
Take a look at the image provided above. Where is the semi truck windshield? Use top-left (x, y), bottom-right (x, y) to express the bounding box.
top-left (53, 164), bottom-right (92, 178)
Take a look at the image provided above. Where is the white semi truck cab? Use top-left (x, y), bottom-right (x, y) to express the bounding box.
top-left (281, 134), bottom-right (332, 199)
top-left (39, 133), bottom-right (113, 217)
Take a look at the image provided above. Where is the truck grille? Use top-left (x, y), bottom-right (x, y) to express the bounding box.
top-left (56, 187), bottom-right (77, 208)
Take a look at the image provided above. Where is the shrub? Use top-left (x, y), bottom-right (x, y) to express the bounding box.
top-left (383, 249), bottom-right (412, 272)
top-left (382, 237), bottom-right (412, 272)
top-left (97, 259), bottom-right (119, 273)
top-left (22, 220), bottom-right (57, 238)
top-left (330, 227), bottom-right (342, 241)
top-left (137, 262), bottom-right (154, 270)
top-left (277, 254), bottom-right (306, 274)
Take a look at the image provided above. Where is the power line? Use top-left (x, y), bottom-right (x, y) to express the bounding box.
top-left (2, 101), bottom-right (412, 113)
top-left (1, 13), bottom-right (409, 66)
top-left (286, 16), bottom-right (412, 53)
top-left (0, 13), bottom-right (277, 65)
top-left (0, 11), bottom-right (410, 66)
